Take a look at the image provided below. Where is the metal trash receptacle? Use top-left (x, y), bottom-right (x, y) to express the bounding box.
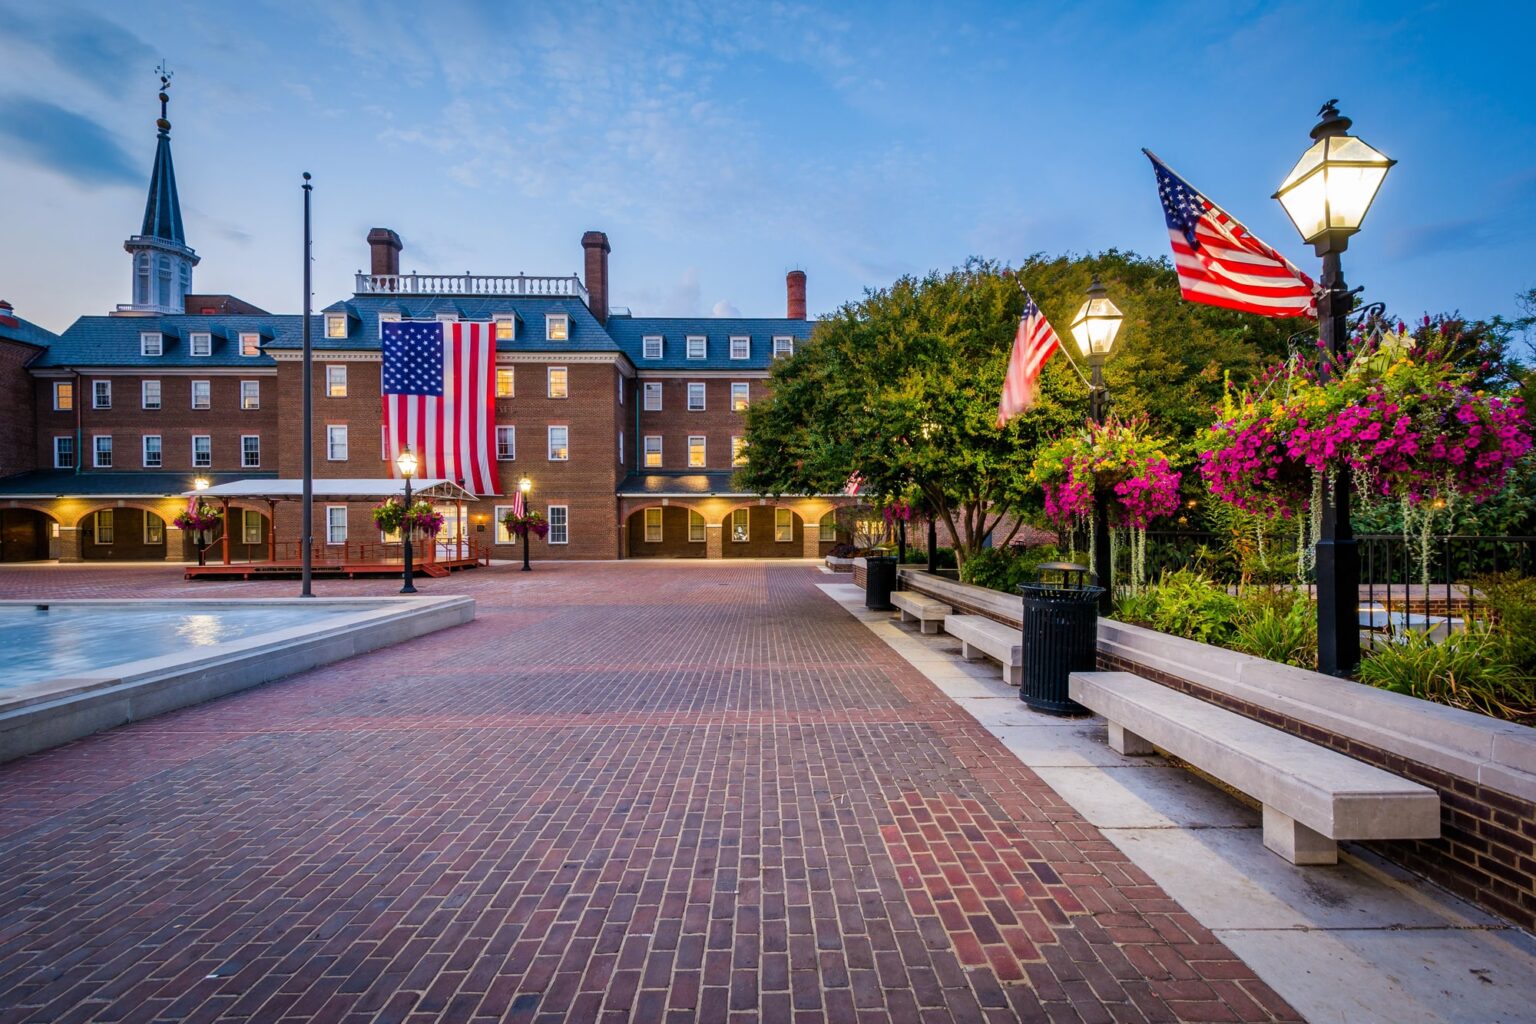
top-left (1018, 562), bottom-right (1104, 715)
top-left (864, 555), bottom-right (897, 611)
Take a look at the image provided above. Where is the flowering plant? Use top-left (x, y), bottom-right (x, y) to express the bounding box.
top-left (881, 501), bottom-right (913, 525)
top-left (1031, 418), bottom-right (1183, 529)
top-left (501, 509), bottom-right (549, 539)
top-left (173, 500), bottom-right (222, 533)
top-left (373, 499), bottom-right (446, 538)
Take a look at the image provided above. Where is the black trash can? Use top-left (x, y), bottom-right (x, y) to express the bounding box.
top-left (864, 554), bottom-right (898, 611)
top-left (1018, 562), bottom-right (1104, 715)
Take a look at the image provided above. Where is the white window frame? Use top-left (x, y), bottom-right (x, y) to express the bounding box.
top-left (547, 366), bottom-right (569, 399)
top-left (820, 512), bottom-right (837, 542)
top-left (731, 382), bottom-right (749, 412)
top-left (643, 435), bottom-right (662, 468)
top-left (642, 336), bottom-right (663, 359)
top-left (190, 332), bottom-right (212, 357)
top-left (378, 312), bottom-right (401, 332)
top-left (545, 314), bottom-right (569, 342)
top-left (242, 509), bottom-right (263, 545)
top-left (241, 434), bottom-right (261, 469)
top-left (547, 505), bottom-right (568, 545)
top-left (496, 425), bottom-right (517, 461)
top-left (687, 382), bottom-right (706, 411)
top-left (92, 380), bottom-right (111, 409)
top-left (190, 379), bottom-right (211, 410)
top-left (495, 366), bottom-right (515, 398)
top-left (325, 313), bottom-right (348, 339)
top-left (191, 434), bottom-right (212, 468)
top-left (686, 335), bottom-right (706, 360)
top-left (435, 311), bottom-right (459, 324)
top-left (142, 380), bottom-right (162, 410)
top-left (326, 506), bottom-right (348, 544)
top-left (239, 332), bottom-right (261, 357)
top-left (618, 430), bottom-right (625, 465)
top-left (643, 382), bottom-right (662, 411)
top-left (493, 505), bottom-right (516, 544)
top-left (52, 382), bottom-right (73, 411)
top-left (644, 507), bottom-right (663, 543)
top-left (773, 336), bottom-right (794, 359)
top-left (729, 336), bottom-right (750, 360)
top-left (142, 434), bottom-right (162, 468)
top-left (731, 508), bottom-right (749, 543)
top-left (326, 425), bottom-right (349, 462)
top-left (775, 507), bottom-right (794, 543)
top-left (687, 435), bottom-right (706, 468)
top-left (240, 380), bottom-right (260, 410)
top-left (547, 425), bottom-right (569, 461)
top-left (145, 510), bottom-right (165, 545)
top-left (52, 436), bottom-right (74, 469)
top-left (93, 510), bottom-right (114, 546)
top-left (494, 315), bottom-right (515, 341)
top-left (325, 364), bottom-right (348, 398)
top-left (92, 434), bottom-right (113, 468)
top-left (140, 332), bottom-right (163, 357)
top-left (617, 371), bottom-right (624, 405)
top-left (731, 435), bottom-right (747, 467)
top-left (688, 510), bottom-right (706, 544)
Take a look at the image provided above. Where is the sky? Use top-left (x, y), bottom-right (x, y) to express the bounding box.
top-left (1, 0), bottom-right (1533, 335)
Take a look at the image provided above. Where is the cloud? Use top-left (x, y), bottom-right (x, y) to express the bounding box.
top-left (711, 299), bottom-right (742, 317)
top-left (0, 96), bottom-right (138, 187)
top-left (6, 9), bottom-right (153, 95)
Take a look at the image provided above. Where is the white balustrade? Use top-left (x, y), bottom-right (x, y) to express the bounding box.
top-left (354, 273), bottom-right (589, 299)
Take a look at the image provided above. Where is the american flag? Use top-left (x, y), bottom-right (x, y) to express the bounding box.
top-left (511, 487), bottom-right (525, 519)
top-left (382, 320), bottom-right (499, 495)
top-left (996, 292), bottom-right (1061, 427)
top-left (842, 472), bottom-right (864, 496)
top-left (1145, 151), bottom-right (1316, 319)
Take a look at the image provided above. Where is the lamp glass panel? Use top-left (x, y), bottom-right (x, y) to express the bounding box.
top-left (397, 450), bottom-right (418, 477)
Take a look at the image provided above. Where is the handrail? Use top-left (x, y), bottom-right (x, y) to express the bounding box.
top-left (354, 273), bottom-right (589, 299)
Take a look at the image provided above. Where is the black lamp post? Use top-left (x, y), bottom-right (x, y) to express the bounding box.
top-left (519, 475), bottom-right (533, 572)
top-left (192, 476), bottom-right (210, 567)
top-left (300, 171), bottom-right (314, 598)
top-left (397, 447), bottom-right (418, 594)
top-left (1069, 276), bottom-right (1124, 613)
top-left (1273, 100), bottom-right (1394, 677)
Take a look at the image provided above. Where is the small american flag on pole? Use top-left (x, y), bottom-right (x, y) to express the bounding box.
top-left (1145, 151), bottom-right (1316, 319)
top-left (996, 292), bottom-right (1061, 427)
top-left (842, 472), bottom-right (864, 496)
top-left (382, 320), bottom-right (499, 495)
top-left (511, 487), bottom-right (525, 519)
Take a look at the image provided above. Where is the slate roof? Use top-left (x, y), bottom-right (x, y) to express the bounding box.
top-left (0, 313), bottom-right (58, 350)
top-left (0, 470), bottom-right (275, 498)
top-left (32, 315), bottom-right (300, 368)
top-left (617, 471), bottom-right (752, 496)
top-left (265, 295), bottom-right (621, 354)
top-left (606, 315), bottom-right (815, 371)
top-left (140, 130), bottom-right (187, 245)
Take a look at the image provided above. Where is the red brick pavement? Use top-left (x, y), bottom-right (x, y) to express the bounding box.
top-left (0, 563), bottom-right (1301, 1023)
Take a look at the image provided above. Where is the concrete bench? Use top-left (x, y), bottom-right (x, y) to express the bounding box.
top-left (891, 591), bottom-right (951, 634)
top-left (944, 615), bottom-right (1022, 686)
top-left (1070, 671), bottom-right (1440, 865)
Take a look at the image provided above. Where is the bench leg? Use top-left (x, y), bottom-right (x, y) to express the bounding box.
top-left (1107, 722), bottom-right (1156, 756)
top-left (960, 641), bottom-right (984, 662)
top-left (1004, 663), bottom-right (1022, 687)
top-left (919, 618), bottom-right (940, 635)
top-left (1262, 806), bottom-right (1337, 866)
top-left (897, 608), bottom-right (912, 623)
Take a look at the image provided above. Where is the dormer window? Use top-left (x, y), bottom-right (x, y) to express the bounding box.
top-left (435, 312), bottom-right (458, 323)
top-left (325, 313), bottom-right (348, 339)
top-left (239, 332), bottom-right (261, 357)
top-left (686, 336), bottom-right (707, 360)
top-left (190, 332), bottom-right (212, 357)
top-left (729, 336), bottom-right (749, 360)
top-left (378, 312), bottom-right (401, 332)
top-left (140, 332), bottom-right (163, 357)
top-left (642, 336), bottom-right (663, 359)
top-left (773, 336), bottom-right (794, 359)
top-left (494, 315), bottom-right (515, 341)
top-left (546, 314), bottom-right (570, 342)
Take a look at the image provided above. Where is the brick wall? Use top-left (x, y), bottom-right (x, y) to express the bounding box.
top-left (624, 505), bottom-right (708, 558)
top-left (719, 505), bottom-right (804, 558)
top-left (0, 341), bottom-right (38, 479)
top-left (635, 376), bottom-right (765, 470)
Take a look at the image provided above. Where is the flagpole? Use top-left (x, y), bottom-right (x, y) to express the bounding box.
top-left (300, 172), bottom-right (314, 598)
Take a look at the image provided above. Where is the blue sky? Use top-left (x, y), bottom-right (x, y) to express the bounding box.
top-left (2, 1), bottom-right (1532, 334)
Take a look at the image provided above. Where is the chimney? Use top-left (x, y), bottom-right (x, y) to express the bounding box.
top-left (582, 231), bottom-right (611, 325)
top-left (367, 228), bottom-right (402, 277)
top-left (0, 300), bottom-right (16, 328)
top-left (786, 269), bottom-right (807, 320)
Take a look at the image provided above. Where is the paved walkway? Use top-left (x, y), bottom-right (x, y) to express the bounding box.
top-left (0, 562), bottom-right (1298, 1023)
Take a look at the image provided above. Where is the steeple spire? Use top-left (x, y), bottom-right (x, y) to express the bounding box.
top-left (118, 63), bottom-right (199, 315)
top-left (140, 62), bottom-right (186, 245)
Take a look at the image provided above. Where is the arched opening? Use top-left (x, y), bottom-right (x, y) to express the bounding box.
top-left (625, 506), bottom-right (707, 558)
top-left (0, 508), bottom-right (57, 562)
top-left (816, 510), bottom-right (849, 556)
top-left (179, 507), bottom-right (272, 563)
top-left (721, 505), bottom-right (805, 558)
top-left (77, 507), bottom-right (170, 561)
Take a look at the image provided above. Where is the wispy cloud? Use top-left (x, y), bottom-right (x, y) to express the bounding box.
top-left (0, 96), bottom-right (138, 187)
top-left (6, 8), bottom-right (153, 95)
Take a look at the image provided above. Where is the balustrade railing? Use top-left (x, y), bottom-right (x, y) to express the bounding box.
top-left (354, 273), bottom-right (588, 299)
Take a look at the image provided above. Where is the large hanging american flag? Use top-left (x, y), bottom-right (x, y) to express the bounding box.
top-left (382, 320), bottom-right (499, 495)
top-left (996, 292), bottom-right (1061, 427)
top-left (1145, 150), bottom-right (1317, 319)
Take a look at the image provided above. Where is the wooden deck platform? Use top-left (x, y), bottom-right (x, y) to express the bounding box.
top-left (184, 557), bottom-right (480, 581)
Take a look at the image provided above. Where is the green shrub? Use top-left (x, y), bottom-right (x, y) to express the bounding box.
top-left (1116, 569), bottom-right (1243, 647)
top-left (1359, 627), bottom-right (1533, 721)
top-left (901, 546), bottom-right (957, 568)
top-left (1475, 572), bottom-right (1536, 675)
top-left (1232, 590), bottom-right (1316, 669)
top-left (959, 545), bottom-right (1060, 594)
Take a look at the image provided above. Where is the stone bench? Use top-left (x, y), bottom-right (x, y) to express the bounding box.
top-left (891, 591), bottom-right (951, 634)
top-left (944, 615), bottom-right (1022, 686)
top-left (1070, 670), bottom-right (1440, 865)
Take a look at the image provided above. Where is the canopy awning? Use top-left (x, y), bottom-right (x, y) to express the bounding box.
top-left (184, 478), bottom-right (480, 502)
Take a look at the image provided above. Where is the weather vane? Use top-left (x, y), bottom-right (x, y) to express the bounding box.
top-left (155, 60), bottom-right (173, 131)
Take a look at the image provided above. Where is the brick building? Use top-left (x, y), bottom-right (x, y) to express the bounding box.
top-left (0, 89), bottom-right (851, 563)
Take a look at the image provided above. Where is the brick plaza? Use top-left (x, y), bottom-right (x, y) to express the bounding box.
top-left (0, 562), bottom-right (1297, 1023)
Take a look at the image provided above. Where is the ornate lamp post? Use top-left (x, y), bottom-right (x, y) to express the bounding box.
top-left (1273, 100), bottom-right (1394, 676)
top-left (1068, 276), bottom-right (1124, 612)
top-left (519, 475), bottom-right (533, 572)
top-left (397, 447), bottom-right (418, 594)
top-left (190, 476), bottom-right (212, 566)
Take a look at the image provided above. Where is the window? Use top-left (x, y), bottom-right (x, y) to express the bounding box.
top-left (53, 382), bottom-right (72, 411)
top-left (546, 314), bottom-right (569, 341)
top-left (190, 332), bottom-right (212, 357)
top-left (547, 505), bottom-right (568, 544)
top-left (192, 435), bottom-right (211, 467)
top-left (92, 380), bottom-right (111, 409)
top-left (380, 425), bottom-right (389, 462)
top-left (643, 382), bottom-right (662, 411)
top-left (325, 313), bottom-right (348, 339)
top-left (644, 507), bottom-right (663, 543)
top-left (644, 435), bottom-right (662, 468)
top-left (239, 332), bottom-right (261, 357)
top-left (93, 435), bottom-right (113, 468)
top-left (145, 511), bottom-right (165, 546)
top-left (775, 507), bottom-right (794, 542)
top-left (686, 335), bottom-right (706, 360)
top-left (191, 380), bottom-right (211, 410)
top-left (617, 371), bottom-right (624, 404)
top-left (243, 510), bottom-right (263, 544)
top-left (53, 436), bottom-right (74, 469)
top-left (688, 510), bottom-right (706, 543)
top-left (731, 508), bottom-right (749, 543)
top-left (142, 435), bottom-right (162, 468)
top-left (494, 315), bottom-right (515, 341)
top-left (773, 336), bottom-right (794, 359)
top-left (496, 425), bottom-right (516, 461)
top-left (327, 425), bottom-right (348, 461)
top-left (687, 383), bottom-right (705, 411)
top-left (820, 511), bottom-right (837, 542)
top-left (326, 506), bottom-right (347, 544)
top-left (642, 336), bottom-right (663, 359)
top-left (618, 430), bottom-right (625, 464)
top-left (142, 380), bottom-right (161, 409)
top-left (688, 435), bottom-right (706, 468)
top-left (731, 382), bottom-right (750, 412)
top-left (547, 425), bottom-right (569, 461)
top-left (435, 311), bottom-right (458, 323)
top-left (94, 510), bottom-right (114, 546)
top-left (730, 336), bottom-right (750, 360)
top-left (240, 380), bottom-right (260, 410)
top-left (547, 367), bottom-right (568, 399)
top-left (493, 506), bottom-right (516, 544)
top-left (141, 332), bottom-right (163, 357)
top-left (241, 435), bottom-right (261, 468)
top-left (379, 312), bottom-right (401, 332)
top-left (326, 365), bottom-right (347, 398)
top-left (731, 436), bottom-right (747, 467)
top-left (495, 366), bottom-right (515, 398)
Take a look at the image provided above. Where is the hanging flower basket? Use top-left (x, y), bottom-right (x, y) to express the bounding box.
top-left (1031, 418), bottom-right (1182, 530)
top-left (501, 509), bottom-right (549, 539)
top-left (374, 499), bottom-right (446, 539)
top-left (173, 502), bottom-right (222, 536)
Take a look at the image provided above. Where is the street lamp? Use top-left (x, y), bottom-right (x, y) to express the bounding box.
top-left (1069, 276), bottom-right (1123, 611)
top-left (1274, 100), bottom-right (1393, 677)
top-left (519, 475), bottom-right (533, 572)
top-left (397, 447), bottom-right (418, 594)
top-left (190, 476), bottom-right (212, 566)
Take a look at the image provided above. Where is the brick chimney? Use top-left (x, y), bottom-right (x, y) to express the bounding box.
top-left (367, 228), bottom-right (402, 277)
top-left (786, 269), bottom-right (807, 320)
top-left (0, 300), bottom-right (16, 328)
top-left (582, 231), bottom-right (611, 325)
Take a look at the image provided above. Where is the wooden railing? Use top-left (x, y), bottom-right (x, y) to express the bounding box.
top-left (217, 536), bottom-right (489, 567)
top-left (354, 273), bottom-right (589, 298)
